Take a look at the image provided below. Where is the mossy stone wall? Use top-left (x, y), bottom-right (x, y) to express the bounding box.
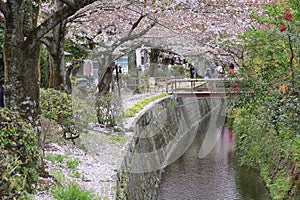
top-left (116, 96), bottom-right (217, 199)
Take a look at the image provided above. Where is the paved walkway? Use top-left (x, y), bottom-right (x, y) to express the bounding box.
top-left (34, 89), bottom-right (166, 200)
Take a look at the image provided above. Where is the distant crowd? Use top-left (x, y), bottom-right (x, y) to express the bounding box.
top-left (187, 62), bottom-right (236, 79)
top-left (204, 63), bottom-right (235, 79)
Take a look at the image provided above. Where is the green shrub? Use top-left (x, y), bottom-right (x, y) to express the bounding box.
top-left (233, 108), bottom-right (296, 199)
top-left (0, 108), bottom-right (39, 199)
top-left (40, 88), bottom-right (73, 135)
top-left (51, 182), bottom-right (96, 200)
top-left (171, 65), bottom-right (185, 77)
top-left (40, 88), bottom-right (96, 140)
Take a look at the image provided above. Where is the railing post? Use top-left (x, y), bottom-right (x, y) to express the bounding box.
top-left (171, 79), bottom-right (174, 93)
top-left (165, 78), bottom-right (168, 93)
top-left (174, 79), bottom-right (177, 93)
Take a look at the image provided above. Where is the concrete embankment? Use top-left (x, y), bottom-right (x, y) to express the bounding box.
top-left (116, 95), bottom-right (225, 199)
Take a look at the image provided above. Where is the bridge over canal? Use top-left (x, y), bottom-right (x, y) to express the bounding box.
top-left (168, 78), bottom-right (243, 98)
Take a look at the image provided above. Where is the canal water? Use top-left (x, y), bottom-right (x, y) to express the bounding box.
top-left (157, 126), bottom-right (270, 200)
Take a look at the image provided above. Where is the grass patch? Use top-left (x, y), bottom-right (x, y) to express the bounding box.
top-left (73, 171), bottom-right (81, 178)
top-left (123, 93), bottom-right (168, 117)
top-left (66, 158), bottom-right (82, 169)
top-left (45, 153), bottom-right (68, 165)
top-left (107, 135), bottom-right (128, 145)
top-left (51, 182), bottom-right (96, 200)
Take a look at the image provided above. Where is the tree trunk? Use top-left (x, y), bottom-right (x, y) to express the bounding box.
top-left (128, 50), bottom-right (138, 91)
top-left (1, 0), bottom-right (102, 122)
top-left (96, 57), bottom-right (114, 124)
top-left (4, 1), bottom-right (40, 124)
top-left (149, 48), bottom-right (160, 77)
top-left (97, 52), bottom-right (115, 95)
top-left (65, 65), bottom-right (73, 94)
top-left (46, 1), bottom-right (68, 92)
top-left (4, 38), bottom-right (41, 124)
top-left (46, 20), bottom-right (67, 92)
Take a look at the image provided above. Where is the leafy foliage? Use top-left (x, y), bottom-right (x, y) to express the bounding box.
top-left (0, 108), bottom-right (39, 199)
top-left (64, 39), bottom-right (87, 76)
top-left (40, 88), bottom-right (74, 137)
top-left (170, 65), bottom-right (186, 77)
top-left (232, 1), bottom-right (300, 199)
top-left (233, 105), bottom-right (300, 199)
top-left (40, 88), bottom-right (97, 140)
top-left (64, 39), bottom-right (86, 60)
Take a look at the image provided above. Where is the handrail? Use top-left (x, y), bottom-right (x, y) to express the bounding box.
top-left (170, 78), bottom-right (244, 82)
top-left (170, 78), bottom-right (243, 94)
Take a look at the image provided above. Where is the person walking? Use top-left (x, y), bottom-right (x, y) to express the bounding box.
top-left (118, 65), bottom-right (122, 73)
top-left (0, 77), bottom-right (4, 108)
top-left (204, 68), bottom-right (211, 79)
top-left (189, 64), bottom-right (195, 79)
top-left (229, 63), bottom-right (235, 74)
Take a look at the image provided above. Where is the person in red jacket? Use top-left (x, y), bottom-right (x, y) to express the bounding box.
top-left (229, 63), bottom-right (235, 74)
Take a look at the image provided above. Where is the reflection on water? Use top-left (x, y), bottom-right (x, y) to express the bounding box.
top-left (157, 127), bottom-right (270, 200)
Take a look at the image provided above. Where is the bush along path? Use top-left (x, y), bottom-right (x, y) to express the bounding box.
top-left (228, 1), bottom-right (300, 199)
top-left (0, 108), bottom-right (39, 199)
top-left (231, 107), bottom-right (300, 200)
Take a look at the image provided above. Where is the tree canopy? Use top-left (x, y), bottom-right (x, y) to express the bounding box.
top-left (0, 0), bottom-right (278, 122)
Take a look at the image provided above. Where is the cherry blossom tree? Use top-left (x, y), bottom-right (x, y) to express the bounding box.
top-left (65, 2), bottom-right (159, 124)
top-left (66, 1), bottom-right (158, 84)
top-left (0, 0), bottom-right (278, 123)
top-left (139, 0), bottom-right (278, 66)
top-left (56, 0), bottom-right (279, 125)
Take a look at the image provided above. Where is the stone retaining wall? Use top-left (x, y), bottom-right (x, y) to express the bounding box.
top-left (116, 95), bottom-right (223, 199)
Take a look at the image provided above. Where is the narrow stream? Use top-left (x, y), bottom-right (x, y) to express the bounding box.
top-left (157, 127), bottom-right (270, 200)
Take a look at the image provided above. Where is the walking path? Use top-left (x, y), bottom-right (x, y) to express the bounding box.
top-left (34, 90), bottom-right (165, 200)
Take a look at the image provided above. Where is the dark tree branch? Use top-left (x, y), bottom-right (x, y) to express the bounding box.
top-left (40, 37), bottom-right (52, 48)
top-left (0, 2), bottom-right (8, 17)
top-left (128, 14), bottom-right (147, 36)
top-left (59, 0), bottom-right (75, 9)
top-left (26, 0), bottom-right (99, 43)
top-left (112, 21), bottom-right (156, 50)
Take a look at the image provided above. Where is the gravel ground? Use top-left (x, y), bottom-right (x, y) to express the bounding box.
top-left (34, 90), bottom-right (163, 200)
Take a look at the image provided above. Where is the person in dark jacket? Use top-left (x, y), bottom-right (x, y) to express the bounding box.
top-left (189, 64), bottom-right (195, 79)
top-left (0, 77), bottom-right (4, 108)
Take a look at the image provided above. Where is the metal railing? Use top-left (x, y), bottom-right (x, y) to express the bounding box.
top-left (169, 78), bottom-right (243, 95)
top-left (115, 76), bottom-right (243, 95)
